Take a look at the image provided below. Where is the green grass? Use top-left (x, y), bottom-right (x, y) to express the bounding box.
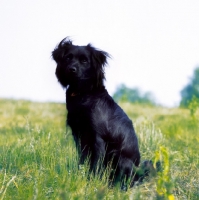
top-left (0, 99), bottom-right (199, 199)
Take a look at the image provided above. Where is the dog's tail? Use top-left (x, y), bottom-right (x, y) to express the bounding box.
top-left (131, 160), bottom-right (161, 187)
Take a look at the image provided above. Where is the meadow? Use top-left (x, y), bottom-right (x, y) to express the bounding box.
top-left (0, 99), bottom-right (198, 199)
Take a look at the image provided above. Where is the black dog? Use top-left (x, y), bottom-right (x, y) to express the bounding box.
top-left (52, 37), bottom-right (148, 190)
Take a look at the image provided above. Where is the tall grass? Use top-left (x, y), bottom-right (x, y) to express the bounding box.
top-left (0, 99), bottom-right (198, 199)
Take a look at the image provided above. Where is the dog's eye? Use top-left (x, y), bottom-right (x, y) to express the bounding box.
top-left (80, 56), bottom-right (88, 64)
top-left (65, 54), bottom-right (73, 62)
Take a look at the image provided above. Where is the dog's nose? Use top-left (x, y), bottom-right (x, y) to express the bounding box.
top-left (69, 66), bottom-right (77, 73)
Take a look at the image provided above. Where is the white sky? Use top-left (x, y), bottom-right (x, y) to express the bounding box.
top-left (0, 0), bottom-right (199, 107)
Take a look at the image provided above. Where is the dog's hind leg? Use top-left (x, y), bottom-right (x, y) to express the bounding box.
top-left (112, 157), bottom-right (135, 191)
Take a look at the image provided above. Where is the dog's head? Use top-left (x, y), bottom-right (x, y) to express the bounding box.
top-left (52, 37), bottom-right (110, 90)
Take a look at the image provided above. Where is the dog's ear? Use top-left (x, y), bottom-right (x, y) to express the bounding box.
top-left (52, 37), bottom-right (72, 88)
top-left (87, 44), bottom-right (110, 67)
top-left (87, 44), bottom-right (110, 86)
top-left (52, 37), bottom-right (73, 63)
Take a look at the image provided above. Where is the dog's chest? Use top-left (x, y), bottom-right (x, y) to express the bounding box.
top-left (66, 95), bottom-right (93, 130)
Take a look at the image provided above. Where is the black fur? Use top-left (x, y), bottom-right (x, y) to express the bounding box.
top-left (52, 37), bottom-right (142, 190)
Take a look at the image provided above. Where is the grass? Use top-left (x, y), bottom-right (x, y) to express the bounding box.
top-left (0, 99), bottom-right (198, 199)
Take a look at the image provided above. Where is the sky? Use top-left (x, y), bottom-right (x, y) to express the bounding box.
top-left (0, 0), bottom-right (199, 107)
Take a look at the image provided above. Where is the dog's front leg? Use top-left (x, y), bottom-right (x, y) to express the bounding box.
top-left (90, 136), bottom-right (106, 175)
top-left (72, 132), bottom-right (91, 166)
